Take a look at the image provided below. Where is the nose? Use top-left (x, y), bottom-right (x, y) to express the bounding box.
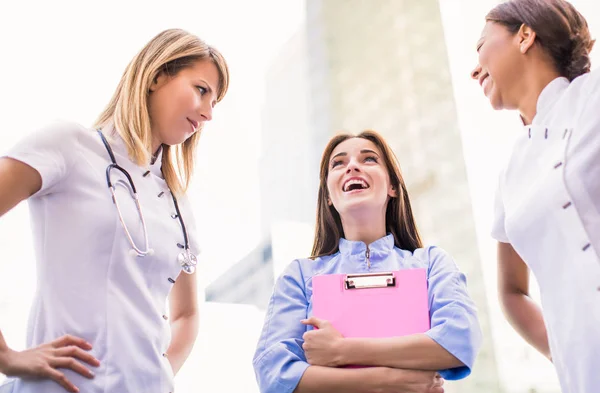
top-left (471, 63), bottom-right (482, 80)
top-left (346, 158), bottom-right (361, 173)
top-left (199, 101), bottom-right (213, 122)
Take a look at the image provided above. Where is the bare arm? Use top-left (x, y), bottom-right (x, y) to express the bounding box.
top-left (301, 318), bottom-right (461, 370)
top-left (0, 157), bottom-right (41, 218)
top-left (295, 366), bottom-right (384, 393)
top-left (338, 334), bottom-right (463, 370)
top-left (166, 271), bottom-right (199, 375)
top-left (294, 366), bottom-right (444, 393)
top-left (0, 158), bottom-right (101, 392)
top-left (0, 157), bottom-right (41, 350)
top-left (497, 241), bottom-right (551, 360)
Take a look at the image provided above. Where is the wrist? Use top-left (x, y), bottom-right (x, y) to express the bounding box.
top-left (368, 367), bottom-right (395, 393)
top-left (0, 346), bottom-right (14, 375)
top-left (335, 338), bottom-right (352, 366)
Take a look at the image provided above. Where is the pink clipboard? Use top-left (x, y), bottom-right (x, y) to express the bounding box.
top-left (312, 269), bottom-right (430, 338)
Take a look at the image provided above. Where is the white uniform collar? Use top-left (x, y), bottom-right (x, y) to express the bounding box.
top-left (103, 123), bottom-right (163, 178)
top-left (531, 77), bottom-right (570, 125)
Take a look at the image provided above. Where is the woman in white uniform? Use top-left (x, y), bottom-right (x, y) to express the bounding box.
top-left (471, 1), bottom-right (598, 392)
top-left (0, 29), bottom-right (229, 393)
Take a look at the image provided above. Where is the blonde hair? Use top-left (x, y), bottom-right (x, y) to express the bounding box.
top-left (94, 28), bottom-right (229, 195)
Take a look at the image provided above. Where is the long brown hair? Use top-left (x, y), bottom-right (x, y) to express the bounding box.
top-left (487, 0), bottom-right (595, 81)
top-left (94, 29), bottom-right (230, 195)
top-left (310, 130), bottom-right (423, 258)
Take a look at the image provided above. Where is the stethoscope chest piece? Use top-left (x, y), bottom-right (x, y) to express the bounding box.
top-left (178, 250), bottom-right (198, 275)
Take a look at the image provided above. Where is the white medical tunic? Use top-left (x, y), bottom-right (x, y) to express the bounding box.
top-left (1, 121), bottom-right (199, 393)
top-left (492, 73), bottom-right (600, 393)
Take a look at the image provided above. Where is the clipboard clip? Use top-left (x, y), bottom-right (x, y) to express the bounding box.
top-left (345, 272), bottom-right (396, 289)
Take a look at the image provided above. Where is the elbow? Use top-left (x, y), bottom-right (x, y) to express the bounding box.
top-left (252, 359), bottom-right (289, 393)
top-left (445, 355), bottom-right (465, 369)
top-left (498, 288), bottom-right (527, 319)
top-left (252, 347), bottom-right (309, 393)
top-left (171, 306), bottom-right (200, 322)
top-left (170, 310), bottom-right (200, 334)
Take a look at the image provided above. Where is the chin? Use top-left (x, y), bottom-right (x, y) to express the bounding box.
top-left (163, 132), bottom-right (194, 146)
top-left (489, 94), bottom-right (505, 111)
top-left (487, 88), bottom-right (508, 111)
top-left (338, 199), bottom-right (379, 215)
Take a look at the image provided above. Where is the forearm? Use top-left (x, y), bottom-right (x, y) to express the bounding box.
top-left (166, 313), bottom-right (199, 375)
top-left (294, 365), bottom-right (389, 393)
top-left (0, 330), bottom-right (10, 374)
top-left (500, 292), bottom-right (551, 360)
top-left (339, 334), bottom-right (463, 370)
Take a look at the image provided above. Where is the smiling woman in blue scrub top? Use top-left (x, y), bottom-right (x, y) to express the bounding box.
top-left (253, 131), bottom-right (482, 393)
top-left (471, 1), bottom-right (599, 392)
top-left (0, 29), bottom-right (229, 393)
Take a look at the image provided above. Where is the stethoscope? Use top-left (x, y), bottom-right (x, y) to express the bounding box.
top-left (97, 130), bottom-right (198, 274)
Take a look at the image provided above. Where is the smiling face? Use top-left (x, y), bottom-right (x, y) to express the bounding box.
top-left (471, 21), bottom-right (525, 110)
top-left (148, 58), bottom-right (220, 149)
top-left (326, 137), bottom-right (397, 217)
top-left (311, 131), bottom-right (423, 257)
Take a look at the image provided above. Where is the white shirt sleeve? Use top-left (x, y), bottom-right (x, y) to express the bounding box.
top-left (3, 121), bottom-right (83, 198)
top-left (491, 169), bottom-right (510, 243)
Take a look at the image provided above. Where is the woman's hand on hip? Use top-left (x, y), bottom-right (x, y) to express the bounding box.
top-left (0, 334), bottom-right (100, 393)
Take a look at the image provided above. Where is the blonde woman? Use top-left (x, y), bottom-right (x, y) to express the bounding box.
top-left (0, 29), bottom-right (229, 393)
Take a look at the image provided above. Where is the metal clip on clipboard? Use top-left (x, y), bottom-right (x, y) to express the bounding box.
top-left (344, 272), bottom-right (395, 289)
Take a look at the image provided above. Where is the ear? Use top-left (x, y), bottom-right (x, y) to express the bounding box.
top-left (388, 185), bottom-right (398, 198)
top-left (149, 71), bottom-right (169, 93)
top-left (516, 24), bottom-right (536, 54)
top-left (327, 197), bottom-right (333, 206)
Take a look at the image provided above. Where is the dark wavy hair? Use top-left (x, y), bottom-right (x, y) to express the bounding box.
top-left (487, 0), bottom-right (595, 81)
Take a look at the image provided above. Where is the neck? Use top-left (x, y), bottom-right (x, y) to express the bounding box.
top-left (151, 138), bottom-right (162, 157)
top-left (150, 140), bottom-right (162, 165)
top-left (516, 64), bottom-right (561, 125)
top-left (340, 208), bottom-right (387, 246)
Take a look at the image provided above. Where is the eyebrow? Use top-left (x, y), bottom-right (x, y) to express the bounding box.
top-left (197, 79), bottom-right (216, 96)
top-left (330, 149), bottom-right (380, 162)
top-left (361, 149), bottom-right (379, 156)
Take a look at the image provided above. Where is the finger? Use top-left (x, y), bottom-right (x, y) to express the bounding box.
top-left (44, 367), bottom-right (79, 393)
top-left (433, 377), bottom-right (445, 387)
top-left (55, 346), bottom-right (100, 367)
top-left (51, 335), bottom-right (92, 350)
top-left (50, 357), bottom-right (95, 379)
top-left (301, 317), bottom-right (326, 328)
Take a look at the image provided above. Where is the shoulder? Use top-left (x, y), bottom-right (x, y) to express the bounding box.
top-left (571, 68), bottom-right (600, 92)
top-left (34, 120), bottom-right (91, 142)
top-left (12, 120), bottom-right (96, 157)
top-left (565, 69), bottom-right (600, 109)
top-left (407, 246), bottom-right (458, 273)
top-left (6, 120), bottom-right (97, 162)
top-left (402, 245), bottom-right (450, 262)
top-left (286, 253), bottom-right (339, 284)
